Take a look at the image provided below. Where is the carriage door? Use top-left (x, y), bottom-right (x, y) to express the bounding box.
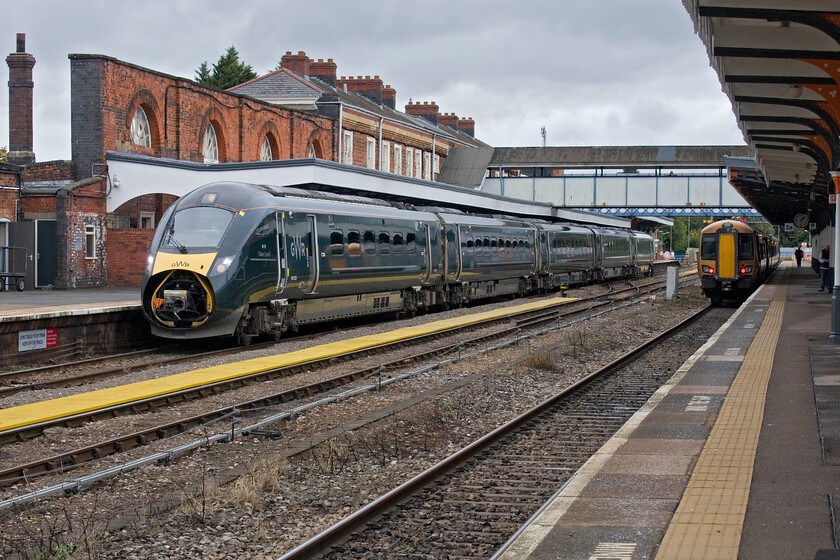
top-left (275, 212), bottom-right (287, 293)
top-left (718, 232), bottom-right (737, 279)
top-left (284, 213), bottom-right (320, 294)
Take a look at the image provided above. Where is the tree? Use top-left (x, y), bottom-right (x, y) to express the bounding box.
top-left (0, 146), bottom-right (7, 163)
top-left (195, 46), bottom-right (257, 90)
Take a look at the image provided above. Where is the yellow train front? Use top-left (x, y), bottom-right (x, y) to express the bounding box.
top-left (698, 220), bottom-right (778, 305)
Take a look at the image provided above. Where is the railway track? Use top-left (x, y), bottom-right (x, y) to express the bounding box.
top-left (0, 273), bottom-right (694, 493)
top-left (0, 273), bottom-right (691, 398)
top-left (278, 304), bottom-right (726, 560)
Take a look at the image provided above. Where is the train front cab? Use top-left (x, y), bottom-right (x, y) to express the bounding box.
top-left (698, 220), bottom-right (758, 305)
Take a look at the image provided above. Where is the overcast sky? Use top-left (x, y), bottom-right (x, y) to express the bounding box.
top-left (1, 0), bottom-right (746, 162)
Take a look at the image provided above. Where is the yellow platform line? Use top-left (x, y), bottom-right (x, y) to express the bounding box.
top-left (0, 296), bottom-right (577, 432)
top-left (654, 277), bottom-right (787, 559)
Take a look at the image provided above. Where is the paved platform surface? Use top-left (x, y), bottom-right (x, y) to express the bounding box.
top-left (498, 263), bottom-right (840, 560)
top-left (0, 287), bottom-right (139, 318)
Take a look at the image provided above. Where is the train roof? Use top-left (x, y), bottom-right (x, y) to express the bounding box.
top-left (700, 219), bottom-right (755, 235)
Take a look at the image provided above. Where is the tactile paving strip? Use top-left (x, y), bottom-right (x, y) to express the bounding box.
top-left (654, 281), bottom-right (787, 559)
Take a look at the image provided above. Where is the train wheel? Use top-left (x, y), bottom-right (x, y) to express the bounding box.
top-left (235, 326), bottom-right (253, 346)
top-left (272, 330), bottom-right (283, 342)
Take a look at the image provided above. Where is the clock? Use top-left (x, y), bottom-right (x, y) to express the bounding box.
top-left (793, 212), bottom-right (809, 228)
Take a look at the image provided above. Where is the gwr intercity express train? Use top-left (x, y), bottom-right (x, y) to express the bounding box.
top-left (141, 182), bottom-right (655, 344)
top-left (698, 219), bottom-right (780, 305)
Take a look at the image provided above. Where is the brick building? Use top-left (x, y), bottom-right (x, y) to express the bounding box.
top-left (1, 36), bottom-right (485, 289)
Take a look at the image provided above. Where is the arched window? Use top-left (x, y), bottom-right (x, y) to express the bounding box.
top-left (260, 136), bottom-right (273, 161)
top-left (131, 107), bottom-right (152, 147)
top-left (203, 124), bottom-right (219, 163)
top-left (309, 144), bottom-right (317, 158)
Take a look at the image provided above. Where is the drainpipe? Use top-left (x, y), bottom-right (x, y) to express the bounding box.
top-left (378, 117), bottom-right (384, 171)
top-left (830, 171), bottom-right (840, 343)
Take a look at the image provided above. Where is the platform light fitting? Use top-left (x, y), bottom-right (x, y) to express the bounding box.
top-left (789, 85), bottom-right (803, 98)
top-left (112, 175), bottom-right (120, 189)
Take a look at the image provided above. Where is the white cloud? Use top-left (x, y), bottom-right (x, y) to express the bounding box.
top-left (0, 0), bottom-right (745, 162)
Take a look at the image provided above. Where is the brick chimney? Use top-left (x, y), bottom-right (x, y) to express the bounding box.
top-left (439, 112), bottom-right (459, 130)
top-left (457, 117), bottom-right (475, 137)
top-left (310, 58), bottom-right (337, 87)
top-left (6, 33), bottom-right (36, 166)
top-left (382, 85), bottom-right (396, 110)
top-left (337, 75), bottom-right (384, 105)
top-left (281, 51), bottom-right (310, 77)
top-left (405, 101), bottom-right (439, 126)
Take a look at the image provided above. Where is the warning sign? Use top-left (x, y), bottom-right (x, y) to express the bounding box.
top-left (18, 328), bottom-right (58, 352)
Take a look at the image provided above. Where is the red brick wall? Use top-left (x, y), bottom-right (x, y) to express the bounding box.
top-left (80, 57), bottom-right (335, 165)
top-left (107, 228), bottom-right (155, 287)
top-left (21, 160), bottom-right (75, 182)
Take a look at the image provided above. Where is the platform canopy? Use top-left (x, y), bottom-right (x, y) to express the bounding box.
top-left (683, 0), bottom-right (840, 228)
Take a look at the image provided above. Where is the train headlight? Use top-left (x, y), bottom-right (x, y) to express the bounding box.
top-left (144, 254), bottom-right (155, 276)
top-left (211, 255), bottom-right (237, 275)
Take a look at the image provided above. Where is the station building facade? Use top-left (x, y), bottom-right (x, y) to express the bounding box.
top-left (0, 36), bottom-right (484, 289)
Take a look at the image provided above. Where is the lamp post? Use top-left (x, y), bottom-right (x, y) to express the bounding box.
top-left (830, 171), bottom-right (840, 343)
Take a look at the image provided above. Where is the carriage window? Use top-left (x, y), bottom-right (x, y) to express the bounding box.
top-left (506, 239), bottom-right (512, 249)
top-left (483, 238), bottom-right (491, 254)
top-left (406, 232), bottom-right (417, 254)
top-left (701, 234), bottom-right (716, 259)
top-left (364, 231), bottom-right (376, 255)
top-left (379, 232), bottom-right (390, 254)
top-left (330, 231), bottom-right (345, 256)
top-left (348, 231), bottom-right (361, 257)
top-left (490, 239), bottom-right (498, 251)
top-left (739, 235), bottom-right (754, 259)
top-left (393, 233), bottom-right (404, 254)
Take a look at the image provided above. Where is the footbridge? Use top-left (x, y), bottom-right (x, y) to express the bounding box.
top-left (438, 145), bottom-right (762, 218)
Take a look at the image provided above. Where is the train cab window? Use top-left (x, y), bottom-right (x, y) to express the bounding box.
top-left (379, 232), bottom-right (390, 254)
top-left (393, 233), bottom-right (404, 254)
top-left (739, 235), bottom-right (754, 259)
top-left (348, 231), bottom-right (361, 257)
top-left (406, 232), bottom-right (417, 254)
top-left (167, 206), bottom-right (234, 249)
top-left (364, 231), bottom-right (376, 255)
top-left (701, 234), bottom-right (716, 259)
top-left (330, 231), bottom-right (345, 256)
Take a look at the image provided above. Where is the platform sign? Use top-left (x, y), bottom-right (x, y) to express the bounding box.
top-left (18, 328), bottom-right (58, 352)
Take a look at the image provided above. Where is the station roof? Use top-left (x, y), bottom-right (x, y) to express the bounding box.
top-left (683, 0), bottom-right (840, 229)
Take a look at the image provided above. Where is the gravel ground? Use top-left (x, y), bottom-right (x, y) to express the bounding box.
top-left (0, 280), bottom-right (712, 560)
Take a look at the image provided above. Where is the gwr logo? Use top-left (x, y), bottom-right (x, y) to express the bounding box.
top-left (171, 261), bottom-right (191, 268)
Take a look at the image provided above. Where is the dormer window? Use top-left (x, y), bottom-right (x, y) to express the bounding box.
top-left (131, 107), bottom-right (152, 147)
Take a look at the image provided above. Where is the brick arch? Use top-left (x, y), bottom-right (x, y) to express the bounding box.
top-left (307, 129), bottom-right (326, 159)
top-left (199, 107), bottom-right (229, 163)
top-left (125, 89), bottom-right (162, 153)
top-left (258, 121), bottom-right (281, 161)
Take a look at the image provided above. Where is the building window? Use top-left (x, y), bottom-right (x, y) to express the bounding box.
top-left (343, 131), bottom-right (354, 165)
top-left (381, 141), bottom-right (391, 173)
top-left (130, 106), bottom-right (152, 147)
top-left (84, 225), bottom-right (97, 259)
top-left (140, 212), bottom-right (155, 229)
top-left (309, 144), bottom-right (317, 158)
top-left (406, 149), bottom-right (414, 177)
top-left (394, 145), bottom-right (402, 175)
top-left (260, 136), bottom-right (274, 161)
top-left (366, 137), bottom-right (376, 169)
top-left (423, 152), bottom-right (432, 180)
top-left (414, 149), bottom-right (422, 178)
top-left (203, 124), bottom-right (219, 163)
top-left (433, 154), bottom-right (440, 180)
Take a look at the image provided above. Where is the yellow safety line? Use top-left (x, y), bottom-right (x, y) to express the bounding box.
top-left (654, 276), bottom-right (787, 559)
top-left (0, 296), bottom-right (578, 432)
